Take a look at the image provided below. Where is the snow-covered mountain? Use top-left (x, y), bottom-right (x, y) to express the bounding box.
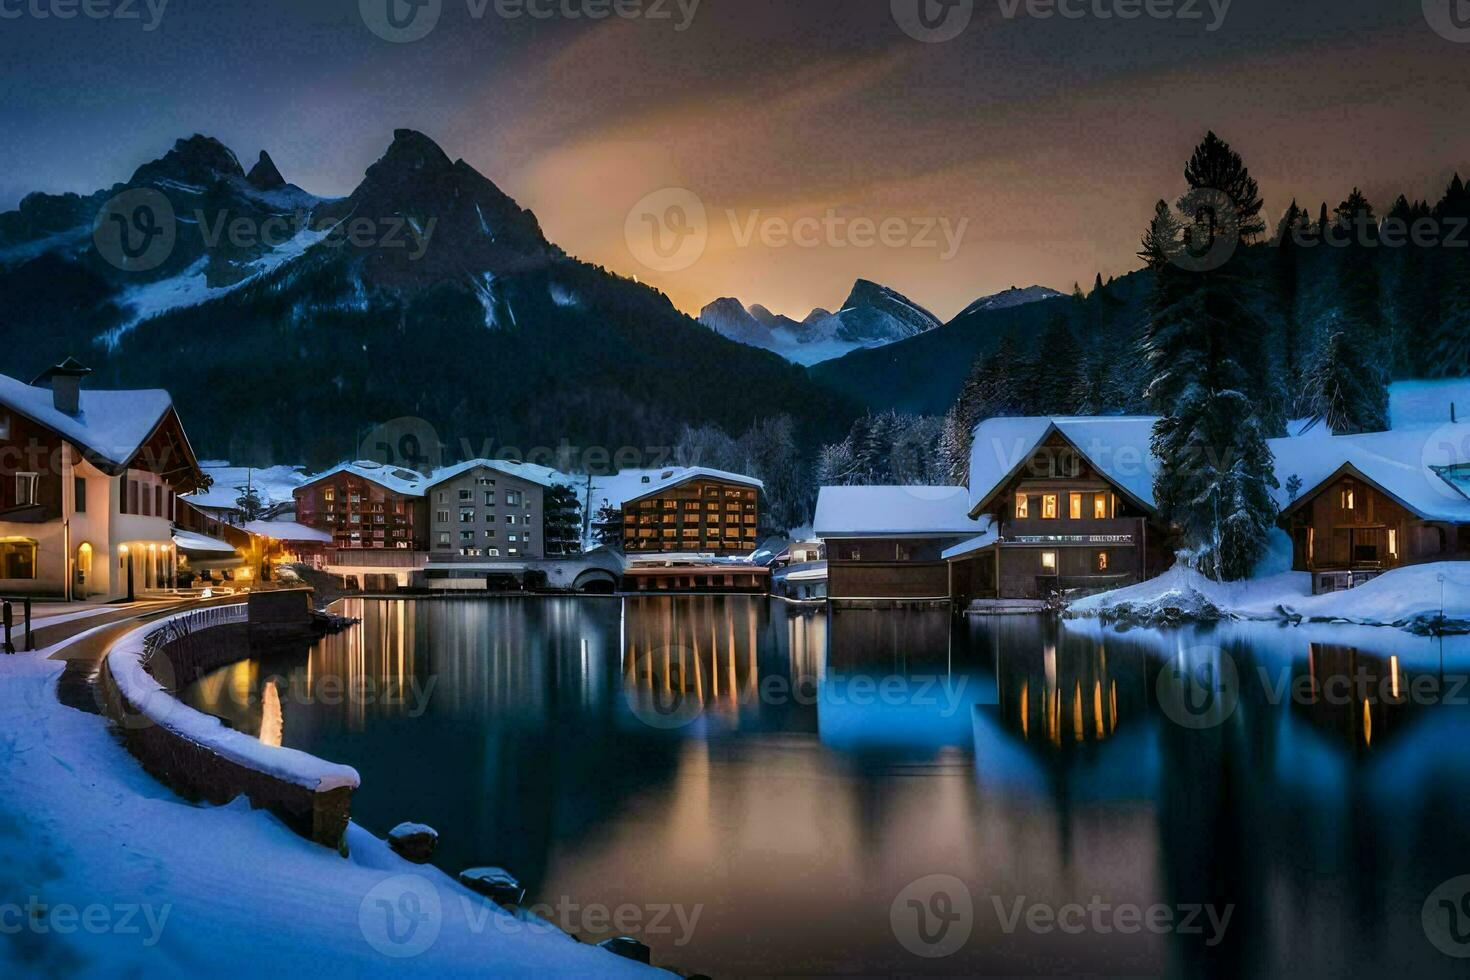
top-left (0, 130), bottom-right (854, 466)
top-left (957, 284), bottom-right (1065, 317)
top-left (699, 279), bottom-right (942, 366)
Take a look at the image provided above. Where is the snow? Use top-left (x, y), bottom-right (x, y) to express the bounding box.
top-left (621, 467), bottom-right (762, 506)
top-left (968, 416), bottom-right (1159, 512)
top-left (192, 462), bottom-right (311, 511)
top-left (1389, 378), bottom-right (1470, 430)
top-left (957, 285), bottom-right (1065, 318)
top-left (427, 459), bottom-right (567, 491)
top-left (0, 371), bottom-right (174, 468)
top-left (1068, 561), bottom-right (1470, 632)
top-left (103, 222), bottom-right (338, 347)
top-left (940, 526), bottom-right (1000, 561)
top-left (302, 461), bottom-right (432, 497)
top-left (814, 485), bottom-right (979, 538)
top-left (1270, 422), bottom-right (1470, 522)
top-left (172, 529), bottom-right (240, 554)
top-left (240, 520), bottom-right (332, 543)
top-left (108, 611), bottom-right (360, 792)
top-left (0, 649), bottom-right (664, 977)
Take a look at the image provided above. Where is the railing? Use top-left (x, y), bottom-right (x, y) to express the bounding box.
top-left (139, 604), bottom-right (249, 667)
top-left (325, 548), bottom-right (427, 569)
top-left (1, 596), bottom-right (34, 653)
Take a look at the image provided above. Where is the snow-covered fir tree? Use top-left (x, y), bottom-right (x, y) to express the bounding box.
top-left (1142, 134), bottom-right (1280, 581)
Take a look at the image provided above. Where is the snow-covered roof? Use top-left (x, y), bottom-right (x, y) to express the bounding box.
top-left (1389, 378), bottom-right (1470, 431)
top-left (0, 371), bottom-right (176, 470)
top-left (621, 467), bottom-right (764, 506)
top-left (172, 529), bottom-right (239, 554)
top-left (968, 416), bottom-right (1160, 515)
top-left (814, 486), bottom-right (980, 538)
top-left (941, 525), bottom-right (1000, 561)
top-left (1272, 423), bottom-right (1470, 523)
top-left (297, 460), bottom-right (431, 497)
top-left (424, 458), bottom-right (563, 490)
top-left (241, 520), bottom-right (333, 543)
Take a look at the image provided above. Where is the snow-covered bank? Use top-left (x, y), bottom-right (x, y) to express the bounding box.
top-left (0, 651), bottom-right (664, 978)
top-left (1067, 562), bottom-right (1470, 634)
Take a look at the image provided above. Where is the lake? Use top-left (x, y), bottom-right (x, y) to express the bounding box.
top-left (181, 597), bottom-right (1470, 977)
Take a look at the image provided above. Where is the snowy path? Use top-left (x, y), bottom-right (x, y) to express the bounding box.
top-left (0, 639), bottom-right (664, 977)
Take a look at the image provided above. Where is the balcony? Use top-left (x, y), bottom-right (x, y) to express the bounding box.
top-left (1002, 517), bottom-right (1142, 545)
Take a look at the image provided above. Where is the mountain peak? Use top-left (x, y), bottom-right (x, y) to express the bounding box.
top-left (245, 150), bottom-right (286, 190)
top-left (958, 284), bottom-right (1066, 318)
top-left (129, 134), bottom-right (245, 189)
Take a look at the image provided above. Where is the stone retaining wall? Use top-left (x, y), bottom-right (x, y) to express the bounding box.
top-left (98, 606), bottom-right (358, 849)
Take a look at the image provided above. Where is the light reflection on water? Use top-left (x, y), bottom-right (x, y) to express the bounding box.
top-left (180, 598), bottom-right (1470, 978)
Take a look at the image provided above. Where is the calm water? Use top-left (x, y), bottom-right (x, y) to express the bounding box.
top-left (182, 597), bottom-right (1470, 978)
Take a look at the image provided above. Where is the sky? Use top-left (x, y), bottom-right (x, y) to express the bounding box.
top-left (3, 0), bottom-right (1470, 321)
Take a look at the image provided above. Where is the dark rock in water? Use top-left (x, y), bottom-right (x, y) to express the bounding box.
top-left (387, 822), bottom-right (438, 864)
top-left (458, 867), bottom-right (524, 905)
top-left (598, 936), bottom-right (651, 964)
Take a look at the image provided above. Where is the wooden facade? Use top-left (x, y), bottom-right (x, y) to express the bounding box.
top-left (1280, 464), bottom-right (1470, 593)
top-left (952, 430), bottom-right (1173, 602)
top-left (294, 471), bottom-right (426, 551)
top-left (622, 476), bottom-right (760, 556)
top-left (826, 535), bottom-right (964, 601)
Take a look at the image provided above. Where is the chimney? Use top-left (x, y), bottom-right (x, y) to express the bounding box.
top-left (31, 357), bottom-right (92, 416)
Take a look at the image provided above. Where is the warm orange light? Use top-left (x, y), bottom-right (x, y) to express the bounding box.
top-left (118, 544), bottom-right (130, 555)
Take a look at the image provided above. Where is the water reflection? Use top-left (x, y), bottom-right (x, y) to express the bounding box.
top-left (179, 599), bottom-right (1470, 979)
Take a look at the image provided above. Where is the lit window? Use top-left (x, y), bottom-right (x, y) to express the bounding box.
top-left (1097, 551), bottom-right (1109, 572)
top-left (0, 538), bottom-right (37, 579)
top-left (1341, 485), bottom-right (1355, 510)
top-left (1094, 495), bottom-right (1109, 519)
top-left (1388, 529), bottom-right (1398, 559)
top-left (1016, 495), bottom-right (1029, 519)
top-left (1041, 551), bottom-right (1058, 572)
top-left (1307, 527), bottom-right (1315, 563)
top-left (1069, 493), bottom-right (1084, 520)
top-left (1042, 495), bottom-right (1059, 519)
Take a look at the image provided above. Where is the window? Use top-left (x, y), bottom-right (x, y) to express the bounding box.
top-left (437, 532), bottom-right (451, 546)
top-left (460, 509), bottom-right (476, 523)
top-left (1015, 494), bottom-right (1029, 519)
top-left (1307, 527), bottom-right (1315, 564)
top-left (460, 531), bottom-right (475, 543)
top-left (506, 515), bottom-right (518, 525)
top-left (15, 473), bottom-right (38, 507)
top-left (1041, 551), bottom-right (1058, 572)
top-left (74, 477), bottom-right (86, 513)
top-left (1388, 529), bottom-right (1398, 559)
top-left (487, 548), bottom-right (501, 557)
top-left (130, 480), bottom-right (140, 515)
top-left (154, 485), bottom-right (162, 517)
top-left (508, 533), bottom-right (519, 543)
top-left (324, 488), bottom-right (335, 502)
top-left (485, 492), bottom-right (495, 506)
top-left (1096, 551), bottom-right (1109, 572)
top-left (0, 539), bottom-right (37, 579)
top-left (1041, 495), bottom-right (1058, 520)
top-left (484, 529), bottom-right (497, 540)
top-left (436, 510), bottom-right (450, 523)
top-left (1069, 493), bottom-right (1084, 520)
top-left (505, 490), bottom-right (522, 506)
top-left (1340, 485), bottom-right (1356, 510)
top-left (459, 489), bottom-right (472, 501)
top-left (1094, 494), bottom-right (1110, 519)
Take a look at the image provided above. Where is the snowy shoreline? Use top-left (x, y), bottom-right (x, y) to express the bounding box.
top-left (1066, 562), bottom-right (1470, 635)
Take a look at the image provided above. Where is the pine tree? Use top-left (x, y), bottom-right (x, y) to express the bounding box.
top-left (591, 503), bottom-right (623, 548)
top-left (1273, 201), bottom-right (1307, 416)
top-left (1035, 314), bottom-right (1084, 414)
top-left (1143, 138), bottom-right (1280, 581)
top-left (1428, 174), bottom-right (1470, 376)
top-left (1307, 189), bottom-right (1388, 433)
top-left (543, 484), bottom-right (583, 555)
